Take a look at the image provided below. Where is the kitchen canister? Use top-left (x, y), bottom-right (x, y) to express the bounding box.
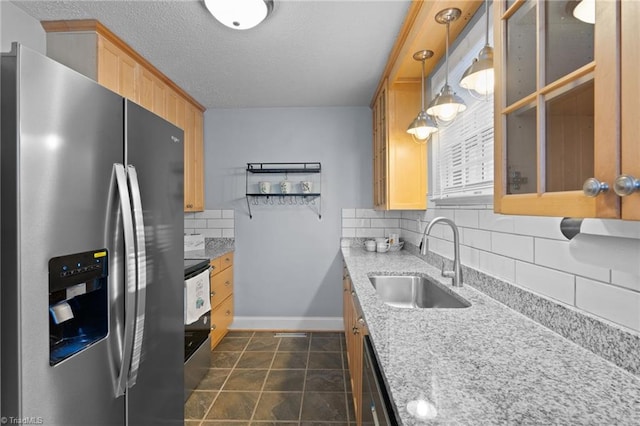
top-left (280, 180), bottom-right (292, 194)
top-left (259, 181), bottom-right (271, 194)
top-left (300, 181), bottom-right (313, 193)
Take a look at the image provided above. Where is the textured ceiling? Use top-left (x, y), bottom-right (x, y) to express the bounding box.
top-left (13, 0), bottom-right (412, 109)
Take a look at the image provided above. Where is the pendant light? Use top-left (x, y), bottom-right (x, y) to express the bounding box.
top-left (572, 0), bottom-right (595, 24)
top-left (204, 0), bottom-right (274, 30)
top-left (407, 50), bottom-right (438, 142)
top-left (426, 8), bottom-right (467, 126)
top-left (460, 0), bottom-right (494, 99)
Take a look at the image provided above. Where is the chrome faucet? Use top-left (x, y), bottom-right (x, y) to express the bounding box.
top-left (420, 216), bottom-right (463, 287)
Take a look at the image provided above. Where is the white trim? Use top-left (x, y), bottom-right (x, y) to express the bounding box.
top-left (229, 316), bottom-right (343, 331)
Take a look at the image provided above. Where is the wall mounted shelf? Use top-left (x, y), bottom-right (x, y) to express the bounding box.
top-left (245, 162), bottom-right (322, 219)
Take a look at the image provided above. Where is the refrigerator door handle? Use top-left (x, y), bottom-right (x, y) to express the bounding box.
top-left (113, 163), bottom-right (137, 398)
top-left (126, 165), bottom-right (147, 388)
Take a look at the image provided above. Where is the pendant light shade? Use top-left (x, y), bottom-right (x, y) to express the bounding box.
top-left (426, 8), bottom-right (466, 126)
top-left (573, 0), bottom-right (595, 24)
top-left (460, 0), bottom-right (494, 98)
top-left (204, 0), bottom-right (274, 30)
top-left (407, 50), bottom-right (438, 142)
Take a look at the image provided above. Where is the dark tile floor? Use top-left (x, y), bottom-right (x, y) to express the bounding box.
top-left (185, 331), bottom-right (355, 425)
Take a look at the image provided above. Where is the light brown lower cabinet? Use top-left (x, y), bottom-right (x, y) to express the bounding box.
top-left (210, 252), bottom-right (234, 349)
top-left (343, 264), bottom-right (366, 425)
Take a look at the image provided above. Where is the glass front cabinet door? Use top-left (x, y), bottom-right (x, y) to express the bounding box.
top-left (494, 0), bottom-right (640, 220)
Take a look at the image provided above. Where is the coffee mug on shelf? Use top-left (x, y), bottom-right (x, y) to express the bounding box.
top-left (389, 233), bottom-right (399, 245)
top-left (259, 181), bottom-right (271, 194)
top-left (300, 181), bottom-right (313, 193)
top-left (280, 180), bottom-right (292, 194)
top-left (365, 240), bottom-right (376, 252)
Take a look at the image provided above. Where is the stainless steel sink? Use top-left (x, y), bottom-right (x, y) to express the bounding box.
top-left (368, 275), bottom-right (471, 309)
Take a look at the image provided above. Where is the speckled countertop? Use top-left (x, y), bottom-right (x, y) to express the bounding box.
top-left (185, 238), bottom-right (235, 261)
top-left (342, 247), bottom-right (640, 425)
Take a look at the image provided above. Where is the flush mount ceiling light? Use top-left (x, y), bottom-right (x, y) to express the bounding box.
top-left (204, 0), bottom-right (274, 30)
top-left (427, 8), bottom-right (467, 126)
top-left (572, 0), bottom-right (595, 24)
top-left (460, 0), bottom-right (494, 99)
top-left (407, 50), bottom-right (438, 143)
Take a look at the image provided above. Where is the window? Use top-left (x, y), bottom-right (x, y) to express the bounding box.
top-left (429, 3), bottom-right (494, 202)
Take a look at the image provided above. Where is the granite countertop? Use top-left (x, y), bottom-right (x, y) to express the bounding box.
top-left (185, 238), bottom-right (235, 261)
top-left (342, 247), bottom-right (640, 425)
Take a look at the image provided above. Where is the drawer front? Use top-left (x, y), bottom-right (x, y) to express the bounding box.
top-left (210, 266), bottom-right (233, 309)
top-left (209, 257), bottom-right (222, 277)
top-left (212, 295), bottom-right (233, 328)
top-left (220, 252), bottom-right (234, 271)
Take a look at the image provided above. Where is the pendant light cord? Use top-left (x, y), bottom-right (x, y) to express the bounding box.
top-left (484, 0), bottom-right (490, 46)
top-left (445, 20), bottom-right (450, 86)
top-left (421, 58), bottom-right (426, 111)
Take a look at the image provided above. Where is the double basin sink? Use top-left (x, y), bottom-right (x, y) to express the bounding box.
top-left (368, 274), bottom-right (470, 309)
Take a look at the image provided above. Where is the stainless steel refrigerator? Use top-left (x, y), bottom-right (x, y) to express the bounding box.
top-left (1, 43), bottom-right (185, 425)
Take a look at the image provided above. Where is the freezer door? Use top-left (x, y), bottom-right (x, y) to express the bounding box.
top-left (1, 45), bottom-right (126, 424)
top-left (124, 101), bottom-right (184, 425)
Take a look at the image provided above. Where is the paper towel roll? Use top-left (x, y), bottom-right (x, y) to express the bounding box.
top-left (569, 233), bottom-right (640, 274)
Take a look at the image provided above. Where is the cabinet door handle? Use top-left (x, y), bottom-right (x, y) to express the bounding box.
top-left (225, 280), bottom-right (231, 286)
top-left (358, 317), bottom-right (365, 326)
top-left (225, 310), bottom-right (231, 316)
top-left (583, 178), bottom-right (609, 197)
top-left (614, 174), bottom-right (640, 196)
top-left (211, 324), bottom-right (217, 330)
top-left (351, 291), bottom-right (356, 296)
top-left (210, 291), bottom-right (216, 297)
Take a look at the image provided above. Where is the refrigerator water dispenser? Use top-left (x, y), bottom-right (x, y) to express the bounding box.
top-left (48, 249), bottom-right (109, 366)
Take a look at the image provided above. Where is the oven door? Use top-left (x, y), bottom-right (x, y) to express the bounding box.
top-left (363, 335), bottom-right (398, 426)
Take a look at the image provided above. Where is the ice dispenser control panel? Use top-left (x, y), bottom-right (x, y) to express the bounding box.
top-left (49, 249), bottom-right (109, 366)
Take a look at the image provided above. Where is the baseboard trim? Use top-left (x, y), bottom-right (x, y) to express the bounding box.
top-left (230, 316), bottom-right (343, 331)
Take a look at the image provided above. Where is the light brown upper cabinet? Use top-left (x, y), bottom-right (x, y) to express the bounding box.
top-left (494, 0), bottom-right (639, 220)
top-left (42, 20), bottom-right (205, 213)
top-left (371, 1), bottom-right (482, 210)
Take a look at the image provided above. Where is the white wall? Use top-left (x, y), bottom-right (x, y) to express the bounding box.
top-left (205, 107), bottom-right (372, 328)
top-left (1, 2), bottom-right (45, 54)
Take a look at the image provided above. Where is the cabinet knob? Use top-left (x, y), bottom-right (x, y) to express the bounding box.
top-left (613, 174), bottom-right (640, 197)
top-left (352, 326), bottom-right (359, 335)
top-left (210, 291), bottom-right (216, 297)
top-left (357, 317), bottom-right (365, 326)
top-left (583, 178), bottom-right (609, 197)
top-left (225, 281), bottom-right (231, 286)
top-left (351, 291), bottom-right (356, 296)
top-left (225, 310), bottom-right (231, 316)
top-left (211, 324), bottom-right (217, 330)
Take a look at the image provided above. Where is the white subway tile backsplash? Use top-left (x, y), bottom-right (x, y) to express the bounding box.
top-left (207, 218), bottom-right (234, 229)
top-left (454, 209), bottom-right (479, 228)
top-left (371, 218), bottom-right (400, 228)
top-left (491, 232), bottom-right (534, 262)
top-left (534, 238), bottom-right (610, 282)
top-left (342, 228), bottom-right (357, 238)
top-left (513, 216), bottom-right (566, 240)
top-left (430, 238), bottom-right (454, 260)
top-left (515, 261), bottom-right (575, 305)
top-left (356, 228), bottom-right (385, 238)
top-left (342, 218), bottom-right (371, 228)
top-left (356, 209), bottom-right (385, 218)
top-left (342, 208), bottom-right (356, 218)
top-left (384, 210), bottom-right (403, 219)
top-left (461, 228), bottom-right (492, 251)
top-left (611, 270), bottom-right (640, 292)
top-left (194, 210), bottom-right (222, 219)
top-left (184, 209), bottom-right (235, 240)
top-left (460, 245), bottom-right (480, 269)
top-left (479, 251), bottom-right (516, 282)
top-left (576, 277), bottom-right (640, 331)
top-left (581, 218), bottom-right (640, 240)
top-left (185, 219), bottom-right (207, 229)
top-left (478, 210), bottom-right (515, 233)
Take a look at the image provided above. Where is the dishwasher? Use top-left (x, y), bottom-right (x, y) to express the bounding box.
top-left (183, 258), bottom-right (211, 401)
top-left (362, 335), bottom-right (399, 425)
